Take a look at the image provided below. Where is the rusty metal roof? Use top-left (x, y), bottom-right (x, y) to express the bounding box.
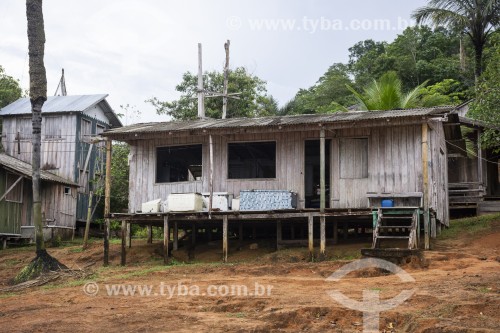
top-left (0, 153), bottom-right (78, 187)
top-left (0, 95), bottom-right (122, 127)
top-left (103, 106), bottom-right (454, 138)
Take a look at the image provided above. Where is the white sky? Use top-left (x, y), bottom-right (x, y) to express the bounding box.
top-left (0, 0), bottom-right (428, 124)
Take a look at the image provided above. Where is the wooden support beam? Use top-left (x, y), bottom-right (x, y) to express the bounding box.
top-left (422, 124), bottom-right (430, 250)
top-left (209, 134), bottom-right (214, 215)
top-left (147, 225), bottom-right (153, 244)
top-left (276, 220), bottom-right (282, 250)
top-left (126, 223), bottom-right (131, 248)
top-left (163, 215), bottom-right (169, 264)
top-left (477, 129), bottom-right (483, 185)
top-left (238, 222), bottom-right (243, 250)
top-left (173, 221), bottom-right (178, 250)
top-left (222, 215), bottom-right (228, 263)
top-left (424, 212), bottom-right (430, 250)
top-left (191, 222), bottom-right (196, 246)
top-left (2, 238), bottom-right (7, 250)
top-left (308, 214), bottom-right (314, 261)
top-left (320, 215), bottom-right (326, 259)
top-left (320, 128), bottom-right (326, 213)
top-left (121, 220), bottom-right (126, 266)
top-left (103, 139), bottom-right (112, 266)
top-left (333, 220), bottom-right (338, 244)
top-left (430, 215), bottom-right (436, 239)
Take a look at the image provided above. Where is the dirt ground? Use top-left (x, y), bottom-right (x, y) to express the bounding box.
top-left (0, 222), bottom-right (499, 333)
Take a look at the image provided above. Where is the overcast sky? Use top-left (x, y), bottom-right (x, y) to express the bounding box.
top-left (1, 0), bottom-right (429, 124)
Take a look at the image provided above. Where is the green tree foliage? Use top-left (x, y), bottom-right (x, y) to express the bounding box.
top-left (412, 0), bottom-right (500, 80)
top-left (348, 40), bottom-right (392, 89)
top-left (0, 65), bottom-right (23, 108)
top-left (469, 36), bottom-right (500, 150)
top-left (387, 26), bottom-right (472, 89)
top-left (282, 63), bottom-right (354, 114)
top-left (346, 71), bottom-right (428, 110)
top-left (110, 143), bottom-right (129, 213)
top-left (147, 67), bottom-right (277, 120)
top-left (419, 79), bottom-right (468, 106)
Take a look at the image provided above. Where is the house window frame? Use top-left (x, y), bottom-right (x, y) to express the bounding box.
top-left (155, 143), bottom-right (204, 184)
top-left (227, 140), bottom-right (277, 180)
top-left (5, 172), bottom-right (23, 203)
top-left (339, 137), bottom-right (369, 179)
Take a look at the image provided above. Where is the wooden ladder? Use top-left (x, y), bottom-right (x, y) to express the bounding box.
top-left (372, 207), bottom-right (419, 250)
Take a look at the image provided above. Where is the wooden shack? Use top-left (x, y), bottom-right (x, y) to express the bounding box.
top-left (0, 95), bottom-right (122, 235)
top-left (0, 153), bottom-right (78, 245)
top-left (102, 106), bottom-right (489, 264)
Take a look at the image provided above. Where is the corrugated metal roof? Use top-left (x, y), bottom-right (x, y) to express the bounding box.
top-left (103, 106), bottom-right (454, 137)
top-left (0, 153), bottom-right (77, 187)
top-left (0, 95), bottom-right (122, 127)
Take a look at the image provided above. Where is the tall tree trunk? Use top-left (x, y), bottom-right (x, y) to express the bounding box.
top-left (473, 42), bottom-right (484, 83)
top-left (26, 0), bottom-right (47, 253)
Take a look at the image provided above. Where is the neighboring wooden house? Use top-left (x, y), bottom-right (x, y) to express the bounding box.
top-left (0, 95), bottom-right (122, 236)
top-left (0, 153), bottom-right (78, 244)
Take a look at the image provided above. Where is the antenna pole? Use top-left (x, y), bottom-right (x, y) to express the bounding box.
top-left (197, 43), bottom-right (205, 118)
top-left (222, 40), bottom-right (230, 119)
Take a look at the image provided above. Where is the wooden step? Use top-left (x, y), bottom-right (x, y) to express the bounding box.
top-left (376, 236), bottom-right (410, 239)
top-left (378, 225), bottom-right (412, 229)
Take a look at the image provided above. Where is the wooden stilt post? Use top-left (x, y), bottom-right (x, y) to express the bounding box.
top-left (147, 225), bottom-right (153, 243)
top-left (2, 238), bottom-right (7, 250)
top-left (121, 220), bottom-right (126, 266)
top-left (333, 220), bottom-right (338, 245)
top-left (343, 222), bottom-right (348, 240)
top-left (191, 222), bottom-right (196, 246)
top-left (163, 215), bottom-right (169, 264)
top-left (320, 215), bottom-right (326, 259)
top-left (173, 221), bottom-right (178, 250)
top-left (424, 212), bottom-right (430, 250)
top-left (276, 220), bottom-right (282, 250)
top-left (222, 215), bottom-right (228, 262)
top-left (238, 222), bottom-right (243, 250)
top-left (431, 215), bottom-right (436, 238)
top-left (308, 214), bottom-right (314, 261)
top-left (103, 139), bottom-right (112, 266)
top-left (126, 223), bottom-right (131, 248)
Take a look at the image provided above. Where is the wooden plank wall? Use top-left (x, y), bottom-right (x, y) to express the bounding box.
top-left (127, 123), bottom-right (442, 216)
top-left (428, 120), bottom-right (450, 226)
top-left (2, 115), bottom-right (77, 181)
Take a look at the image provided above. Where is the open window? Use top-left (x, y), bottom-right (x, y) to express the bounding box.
top-left (228, 141), bottom-right (276, 179)
top-left (156, 145), bottom-right (202, 183)
top-left (340, 138), bottom-right (368, 179)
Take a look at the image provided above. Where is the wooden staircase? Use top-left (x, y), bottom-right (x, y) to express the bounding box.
top-left (372, 207), bottom-right (419, 250)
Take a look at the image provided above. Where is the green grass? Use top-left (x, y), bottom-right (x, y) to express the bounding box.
top-left (439, 213), bottom-right (500, 240)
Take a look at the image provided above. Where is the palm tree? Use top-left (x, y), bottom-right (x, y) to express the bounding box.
top-left (412, 0), bottom-right (500, 80)
top-left (15, 0), bottom-right (67, 284)
top-left (346, 72), bottom-right (426, 111)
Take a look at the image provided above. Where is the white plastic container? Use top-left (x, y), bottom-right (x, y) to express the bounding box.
top-left (201, 192), bottom-right (229, 211)
top-left (141, 199), bottom-right (162, 213)
top-left (167, 193), bottom-right (204, 212)
top-left (232, 198), bottom-right (240, 211)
